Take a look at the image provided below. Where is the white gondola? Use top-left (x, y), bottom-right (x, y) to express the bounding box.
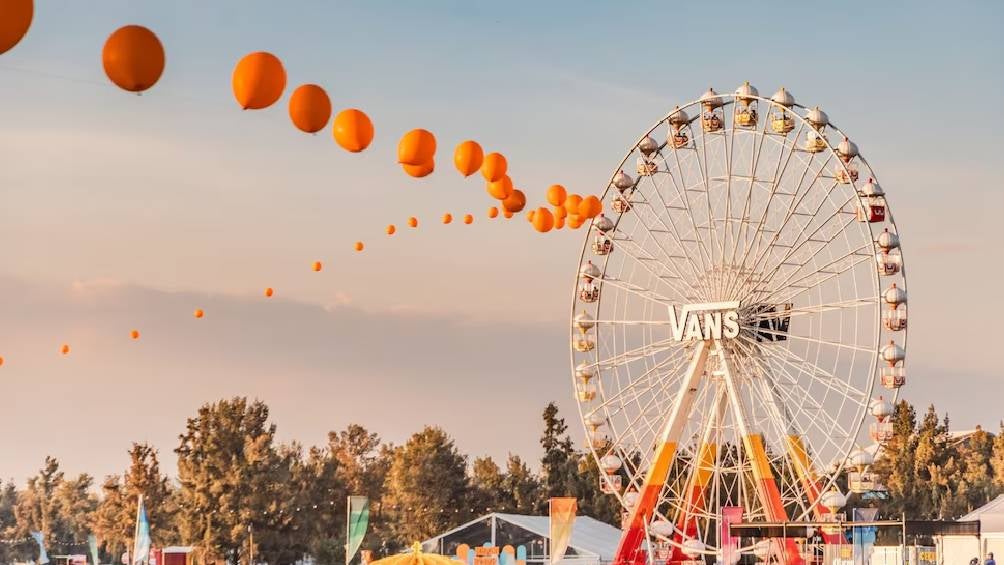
top-left (881, 366), bottom-right (906, 389)
top-left (870, 421), bottom-right (895, 443)
top-left (835, 164), bottom-right (859, 184)
top-left (700, 88), bottom-right (724, 133)
top-left (770, 87), bottom-right (796, 134)
top-left (592, 235), bottom-right (613, 255)
top-left (734, 81), bottom-right (759, 128)
top-left (636, 156), bottom-right (658, 176)
top-left (638, 136), bottom-right (659, 156)
top-left (883, 306), bottom-right (908, 331)
top-left (572, 333), bottom-right (595, 352)
top-left (876, 250), bottom-right (902, 275)
top-left (612, 195), bottom-right (632, 214)
top-left (577, 382), bottom-right (597, 402)
top-left (805, 130), bottom-right (828, 153)
top-left (613, 171), bottom-right (635, 192)
top-left (579, 280), bottom-right (599, 302)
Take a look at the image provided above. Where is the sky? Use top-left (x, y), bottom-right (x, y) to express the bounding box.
top-left (1, 0), bottom-right (1003, 484)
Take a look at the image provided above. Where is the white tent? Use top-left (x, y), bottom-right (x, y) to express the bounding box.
top-left (940, 494), bottom-right (1004, 565)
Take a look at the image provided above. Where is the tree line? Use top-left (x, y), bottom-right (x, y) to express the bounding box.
top-left (0, 399), bottom-right (614, 565)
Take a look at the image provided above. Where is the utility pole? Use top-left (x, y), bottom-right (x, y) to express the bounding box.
top-left (248, 524), bottom-right (254, 565)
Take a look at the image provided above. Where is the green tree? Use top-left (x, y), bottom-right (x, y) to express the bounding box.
top-left (53, 473), bottom-right (98, 545)
top-left (538, 402), bottom-right (576, 510)
top-left (174, 398), bottom-right (292, 564)
top-left (382, 427), bottom-right (471, 547)
top-left (992, 422), bottom-right (1004, 493)
top-left (329, 425), bottom-right (392, 557)
top-left (960, 426), bottom-right (995, 510)
top-left (93, 476), bottom-right (129, 560)
top-left (13, 457), bottom-right (68, 551)
top-left (0, 481), bottom-right (18, 563)
top-left (871, 400), bottom-right (917, 517)
top-left (569, 450), bottom-right (621, 526)
top-left (470, 456), bottom-right (504, 513)
top-left (500, 455), bottom-right (539, 514)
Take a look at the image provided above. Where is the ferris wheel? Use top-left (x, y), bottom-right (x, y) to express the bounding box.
top-left (569, 82), bottom-right (908, 565)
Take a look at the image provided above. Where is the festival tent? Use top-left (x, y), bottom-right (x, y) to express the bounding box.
top-left (940, 494), bottom-right (1004, 563)
top-left (421, 513), bottom-right (622, 565)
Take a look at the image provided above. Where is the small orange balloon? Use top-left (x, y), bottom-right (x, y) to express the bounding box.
top-left (408, 217), bottom-right (419, 228)
top-left (454, 140), bottom-right (484, 177)
top-left (488, 206), bottom-right (499, 219)
top-left (312, 261), bottom-right (323, 272)
top-left (386, 224), bottom-right (397, 235)
top-left (486, 175), bottom-right (514, 200)
top-left (102, 25), bottom-right (165, 93)
top-left (555, 215), bottom-right (566, 229)
top-left (194, 308), bottom-right (204, 318)
top-left (398, 129), bottom-right (437, 166)
top-left (403, 160), bottom-right (434, 178)
top-left (579, 195), bottom-right (603, 218)
top-left (0, 355), bottom-right (4, 367)
top-left (265, 287), bottom-right (274, 297)
top-left (502, 189), bottom-right (526, 213)
top-left (332, 109), bottom-right (374, 152)
top-left (288, 84), bottom-right (332, 133)
top-left (481, 152), bottom-right (508, 183)
top-left (564, 194), bottom-right (583, 216)
top-left (463, 214), bottom-right (473, 225)
top-left (442, 213), bottom-right (453, 224)
top-left (546, 184), bottom-right (567, 207)
top-left (532, 207), bottom-right (554, 233)
top-left (60, 344), bottom-right (70, 355)
top-left (354, 241), bottom-right (364, 252)
top-left (527, 210), bottom-right (535, 223)
top-left (231, 51), bottom-right (286, 110)
top-left (130, 329), bottom-right (140, 340)
top-left (0, 0), bottom-right (32, 55)
top-left (503, 209), bottom-right (513, 219)
top-left (553, 205), bottom-right (567, 220)
top-left (568, 214), bottom-right (584, 229)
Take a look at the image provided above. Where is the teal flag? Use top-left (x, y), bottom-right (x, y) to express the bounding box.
top-left (345, 496), bottom-right (370, 565)
top-left (88, 535), bottom-right (100, 565)
top-left (132, 496), bottom-right (151, 565)
top-left (30, 531), bottom-right (49, 565)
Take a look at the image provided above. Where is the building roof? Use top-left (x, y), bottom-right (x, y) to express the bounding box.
top-left (960, 494), bottom-right (1004, 532)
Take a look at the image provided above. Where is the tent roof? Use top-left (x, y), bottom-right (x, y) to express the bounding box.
top-left (493, 513), bottom-right (622, 560)
top-left (961, 494), bottom-right (1004, 532)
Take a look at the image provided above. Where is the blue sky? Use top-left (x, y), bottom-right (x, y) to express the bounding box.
top-left (1, 0), bottom-right (1002, 482)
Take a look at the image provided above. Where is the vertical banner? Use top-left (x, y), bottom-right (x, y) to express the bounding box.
top-left (720, 507), bottom-right (743, 565)
top-left (132, 495), bottom-right (151, 565)
top-left (30, 531), bottom-right (49, 565)
top-left (88, 535), bottom-right (100, 565)
top-left (852, 508), bottom-right (878, 565)
top-left (345, 496), bottom-right (370, 565)
top-left (548, 497), bottom-right (577, 565)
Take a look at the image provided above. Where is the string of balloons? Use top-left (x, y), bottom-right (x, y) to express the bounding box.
top-left (0, 0), bottom-right (607, 367)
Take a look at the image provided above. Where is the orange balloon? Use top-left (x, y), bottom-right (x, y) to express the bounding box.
top-left (265, 287), bottom-right (274, 298)
top-left (553, 205), bottom-right (567, 220)
top-left (488, 206), bottom-right (499, 219)
top-left (555, 215), bottom-right (566, 229)
top-left (532, 207), bottom-right (554, 233)
top-left (546, 184), bottom-right (567, 207)
top-left (481, 152), bottom-right (507, 182)
top-left (386, 224), bottom-right (396, 235)
top-left (0, 355), bottom-right (4, 367)
top-left (442, 213), bottom-right (453, 224)
top-left (463, 214), bottom-right (474, 225)
top-left (232, 51), bottom-right (286, 110)
top-left (403, 160), bottom-right (434, 178)
top-left (486, 175), bottom-right (514, 200)
top-left (564, 194), bottom-right (583, 216)
top-left (354, 241), bottom-right (364, 252)
top-left (194, 308), bottom-right (205, 318)
top-left (526, 210), bottom-right (535, 223)
top-left (312, 261), bottom-right (323, 272)
top-left (332, 109), bottom-right (374, 152)
top-left (102, 25), bottom-right (165, 93)
top-left (60, 344), bottom-right (70, 355)
top-left (502, 189), bottom-right (526, 213)
top-left (288, 84), bottom-right (331, 133)
top-left (0, 0), bottom-right (32, 55)
top-left (568, 214), bottom-right (584, 229)
top-left (398, 129), bottom-right (437, 166)
top-left (130, 329), bottom-right (140, 340)
top-left (408, 217), bottom-right (419, 228)
top-left (579, 195), bottom-right (603, 218)
top-left (503, 209), bottom-right (513, 219)
top-left (454, 140), bottom-right (484, 177)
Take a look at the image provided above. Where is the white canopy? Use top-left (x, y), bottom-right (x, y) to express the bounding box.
top-left (961, 494), bottom-right (1004, 533)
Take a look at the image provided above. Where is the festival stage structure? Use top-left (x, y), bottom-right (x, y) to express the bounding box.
top-left (569, 83), bottom-right (908, 565)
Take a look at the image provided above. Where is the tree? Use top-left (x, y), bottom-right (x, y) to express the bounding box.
top-left (992, 422), bottom-right (1004, 493)
top-left (382, 427), bottom-right (471, 547)
top-left (53, 473), bottom-right (97, 544)
top-left (871, 400), bottom-right (917, 517)
top-left (13, 457), bottom-right (68, 553)
top-left (960, 426), bottom-right (995, 510)
top-left (500, 455), bottom-right (539, 514)
top-left (175, 398), bottom-right (292, 564)
top-left (0, 481), bottom-right (18, 564)
top-left (93, 476), bottom-right (129, 560)
top-left (538, 402), bottom-right (576, 510)
top-left (470, 456), bottom-right (504, 513)
top-left (329, 425), bottom-right (393, 558)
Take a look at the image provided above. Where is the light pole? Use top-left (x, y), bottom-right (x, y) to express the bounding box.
top-left (247, 524), bottom-right (254, 565)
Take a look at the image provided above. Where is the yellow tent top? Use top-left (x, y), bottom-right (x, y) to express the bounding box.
top-left (370, 543), bottom-right (459, 565)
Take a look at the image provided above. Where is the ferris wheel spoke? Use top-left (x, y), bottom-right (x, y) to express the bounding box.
top-left (595, 347), bottom-right (690, 416)
top-left (663, 128), bottom-right (719, 271)
top-left (726, 119), bottom-right (774, 284)
top-left (591, 334), bottom-right (682, 370)
top-left (745, 296), bottom-right (878, 321)
top-left (742, 325), bottom-right (874, 354)
top-left (759, 247), bottom-right (872, 307)
top-left (763, 342), bottom-right (871, 404)
top-left (607, 234), bottom-right (703, 302)
top-left (594, 274), bottom-right (682, 308)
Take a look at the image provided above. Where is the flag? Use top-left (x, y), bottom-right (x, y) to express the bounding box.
top-left (852, 508), bottom-right (878, 565)
top-left (345, 496), bottom-right (370, 565)
top-left (720, 506), bottom-right (743, 565)
top-left (548, 497), bottom-right (577, 565)
top-left (132, 495), bottom-right (151, 565)
top-left (88, 535), bottom-right (100, 565)
top-left (30, 531), bottom-right (49, 565)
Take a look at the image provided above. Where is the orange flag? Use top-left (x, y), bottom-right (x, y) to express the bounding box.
top-left (549, 497), bottom-right (577, 564)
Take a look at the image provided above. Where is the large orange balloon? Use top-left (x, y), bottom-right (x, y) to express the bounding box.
top-left (481, 152), bottom-right (507, 182)
top-left (403, 160), bottom-right (434, 178)
top-left (568, 215), bottom-right (584, 229)
top-left (564, 194), bottom-right (583, 216)
top-left (102, 25), bottom-right (165, 93)
top-left (488, 206), bottom-right (499, 219)
top-left (454, 140), bottom-right (484, 177)
top-left (546, 184), bottom-right (567, 207)
top-left (398, 129), bottom-right (437, 166)
top-left (502, 189), bottom-right (526, 213)
top-left (553, 205), bottom-right (567, 220)
top-left (579, 195), bottom-right (603, 218)
top-left (288, 84), bottom-right (331, 133)
top-left (232, 51), bottom-right (286, 110)
top-left (0, 0), bottom-right (32, 55)
top-left (487, 175), bottom-right (514, 200)
top-left (333, 109), bottom-right (374, 152)
top-left (532, 207), bottom-right (554, 233)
